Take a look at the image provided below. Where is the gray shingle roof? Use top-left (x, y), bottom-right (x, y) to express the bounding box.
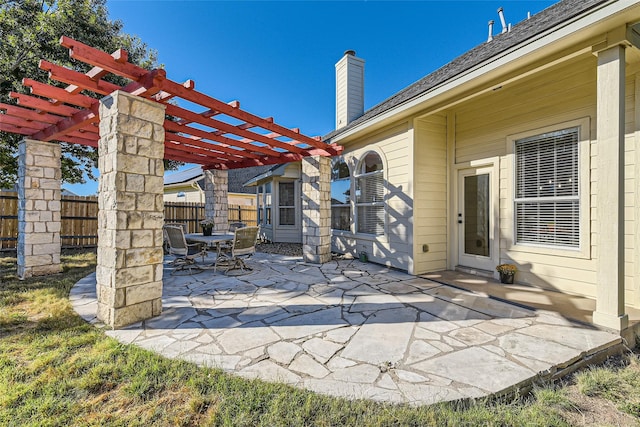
top-left (324, 0), bottom-right (608, 141)
top-left (227, 165), bottom-right (273, 193)
top-left (164, 165), bottom-right (273, 194)
top-left (164, 166), bottom-right (203, 185)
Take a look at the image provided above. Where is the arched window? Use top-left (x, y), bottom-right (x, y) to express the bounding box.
top-left (331, 159), bottom-right (351, 231)
top-left (355, 152), bottom-right (384, 235)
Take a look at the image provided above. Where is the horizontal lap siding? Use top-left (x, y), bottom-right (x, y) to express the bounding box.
top-left (413, 115), bottom-right (447, 274)
top-left (333, 123), bottom-right (412, 270)
top-left (455, 54), bottom-right (601, 298)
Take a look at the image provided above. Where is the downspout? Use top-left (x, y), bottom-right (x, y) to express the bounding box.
top-left (191, 181), bottom-right (203, 203)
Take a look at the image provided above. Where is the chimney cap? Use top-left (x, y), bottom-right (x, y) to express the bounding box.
top-left (344, 50), bottom-right (356, 57)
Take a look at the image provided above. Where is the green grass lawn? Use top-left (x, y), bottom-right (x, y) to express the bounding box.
top-left (0, 251), bottom-right (638, 426)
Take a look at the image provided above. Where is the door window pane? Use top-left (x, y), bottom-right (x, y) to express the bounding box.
top-left (464, 174), bottom-right (490, 257)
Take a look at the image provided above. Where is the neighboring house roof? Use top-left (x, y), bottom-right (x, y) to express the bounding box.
top-left (229, 165), bottom-right (273, 192)
top-left (243, 164), bottom-right (288, 187)
top-left (324, 0), bottom-right (608, 141)
top-left (164, 166), bottom-right (203, 186)
top-left (164, 165), bottom-right (272, 194)
top-left (61, 188), bottom-right (79, 197)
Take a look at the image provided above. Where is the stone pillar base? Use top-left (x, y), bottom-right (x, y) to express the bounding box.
top-left (302, 156), bottom-right (331, 264)
top-left (204, 169), bottom-right (229, 232)
top-left (17, 139), bottom-right (62, 279)
top-left (96, 91), bottom-right (165, 329)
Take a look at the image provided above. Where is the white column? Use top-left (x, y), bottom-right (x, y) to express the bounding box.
top-left (96, 91), bottom-right (166, 329)
top-left (16, 139), bottom-right (62, 279)
top-left (592, 44), bottom-right (628, 331)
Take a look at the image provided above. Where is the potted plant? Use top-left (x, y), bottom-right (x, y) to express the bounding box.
top-left (200, 218), bottom-right (215, 236)
top-left (496, 263), bottom-right (517, 284)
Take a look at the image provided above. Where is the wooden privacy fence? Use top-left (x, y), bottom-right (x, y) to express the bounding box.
top-left (0, 191), bottom-right (257, 251)
top-left (164, 202), bottom-right (258, 233)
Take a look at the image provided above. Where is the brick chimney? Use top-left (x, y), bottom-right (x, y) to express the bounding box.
top-left (335, 50), bottom-right (365, 129)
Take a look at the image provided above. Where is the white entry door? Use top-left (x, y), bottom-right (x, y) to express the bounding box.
top-left (458, 167), bottom-right (495, 271)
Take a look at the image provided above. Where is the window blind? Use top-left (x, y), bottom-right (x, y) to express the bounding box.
top-left (515, 127), bottom-right (580, 248)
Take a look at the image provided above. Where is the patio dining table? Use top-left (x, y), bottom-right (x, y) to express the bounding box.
top-left (184, 233), bottom-right (234, 257)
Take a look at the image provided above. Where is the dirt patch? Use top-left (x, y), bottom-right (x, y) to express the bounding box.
top-left (561, 386), bottom-right (637, 426)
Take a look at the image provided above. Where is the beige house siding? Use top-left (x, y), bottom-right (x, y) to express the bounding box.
top-left (164, 185), bottom-right (204, 203)
top-left (442, 53), bottom-right (640, 308)
top-left (453, 54), bottom-right (598, 299)
top-left (412, 114), bottom-right (448, 274)
top-left (635, 71), bottom-right (640, 311)
top-left (626, 65), bottom-right (640, 309)
top-left (332, 122), bottom-right (412, 271)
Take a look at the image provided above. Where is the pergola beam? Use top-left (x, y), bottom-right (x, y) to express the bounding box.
top-left (164, 120), bottom-right (282, 158)
top-left (163, 103), bottom-right (308, 155)
top-left (0, 103), bottom-right (65, 124)
top-left (1, 36), bottom-right (342, 169)
top-left (11, 92), bottom-right (79, 116)
top-left (165, 132), bottom-right (249, 162)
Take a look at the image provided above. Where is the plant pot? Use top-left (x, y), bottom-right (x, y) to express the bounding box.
top-left (203, 227), bottom-right (212, 237)
top-left (499, 272), bottom-right (515, 284)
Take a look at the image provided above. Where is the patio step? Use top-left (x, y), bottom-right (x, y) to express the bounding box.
top-left (454, 265), bottom-right (495, 279)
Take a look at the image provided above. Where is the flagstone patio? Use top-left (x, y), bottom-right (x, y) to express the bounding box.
top-left (70, 253), bottom-right (622, 405)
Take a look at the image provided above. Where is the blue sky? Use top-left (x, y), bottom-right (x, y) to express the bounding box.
top-left (66, 0), bottom-right (556, 195)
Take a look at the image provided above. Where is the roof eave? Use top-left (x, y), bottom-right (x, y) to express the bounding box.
top-left (328, 0), bottom-right (635, 144)
top-left (243, 164), bottom-right (288, 187)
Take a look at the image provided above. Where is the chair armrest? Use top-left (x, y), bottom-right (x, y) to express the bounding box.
top-left (186, 242), bottom-right (205, 256)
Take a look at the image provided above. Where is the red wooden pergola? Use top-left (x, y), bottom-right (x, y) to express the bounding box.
top-left (0, 36), bottom-right (342, 169)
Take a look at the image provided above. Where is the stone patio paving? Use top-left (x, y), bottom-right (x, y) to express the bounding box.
top-left (70, 253), bottom-right (622, 405)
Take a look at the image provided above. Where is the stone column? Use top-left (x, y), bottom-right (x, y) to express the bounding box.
top-left (16, 139), bottom-right (62, 279)
top-left (203, 169), bottom-right (228, 232)
top-left (96, 91), bottom-right (165, 329)
top-left (302, 156), bottom-right (331, 263)
top-left (592, 44), bottom-right (629, 332)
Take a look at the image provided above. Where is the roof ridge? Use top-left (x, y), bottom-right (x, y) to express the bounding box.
top-left (324, 0), bottom-right (609, 141)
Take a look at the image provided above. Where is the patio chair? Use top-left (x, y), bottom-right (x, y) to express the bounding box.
top-left (163, 225), bottom-right (207, 275)
top-left (229, 222), bottom-right (246, 231)
top-left (163, 222), bottom-right (188, 253)
top-left (214, 226), bottom-right (260, 275)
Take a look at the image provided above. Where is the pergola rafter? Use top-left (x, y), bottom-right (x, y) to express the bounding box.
top-left (0, 36), bottom-right (342, 169)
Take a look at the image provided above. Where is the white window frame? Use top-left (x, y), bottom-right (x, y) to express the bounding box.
top-left (354, 151), bottom-right (385, 236)
top-left (507, 118), bottom-right (591, 259)
top-left (257, 182), bottom-right (272, 227)
top-left (331, 158), bottom-right (351, 232)
top-left (277, 180), bottom-right (296, 227)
